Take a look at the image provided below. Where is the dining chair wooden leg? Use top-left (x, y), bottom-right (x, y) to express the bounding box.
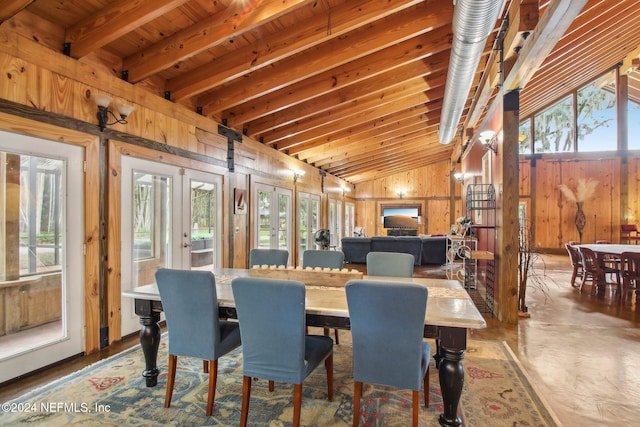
top-left (412, 390), bottom-right (419, 427)
top-left (164, 354), bottom-right (177, 408)
top-left (325, 353), bottom-right (334, 401)
top-left (423, 366), bottom-right (429, 407)
top-left (353, 381), bottom-right (363, 427)
top-left (205, 359), bottom-right (218, 416)
top-left (268, 380), bottom-right (275, 392)
top-left (239, 376), bottom-right (252, 427)
top-left (293, 383), bottom-right (303, 427)
top-left (203, 359), bottom-right (208, 373)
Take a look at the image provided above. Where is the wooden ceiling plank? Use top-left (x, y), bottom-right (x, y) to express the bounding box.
top-left (291, 106), bottom-right (437, 158)
top-left (64, 0), bottom-right (190, 58)
top-left (247, 70), bottom-right (447, 136)
top-left (168, 0), bottom-right (424, 100)
top-left (300, 118), bottom-right (438, 164)
top-left (331, 146), bottom-right (448, 177)
top-left (225, 28), bottom-right (452, 127)
top-left (264, 85), bottom-right (446, 148)
top-left (0, 0), bottom-right (34, 23)
top-left (197, 2), bottom-right (453, 112)
top-left (124, 0), bottom-right (309, 83)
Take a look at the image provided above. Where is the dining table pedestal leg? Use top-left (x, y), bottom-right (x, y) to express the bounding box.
top-left (134, 298), bottom-right (162, 387)
top-left (437, 327), bottom-right (466, 427)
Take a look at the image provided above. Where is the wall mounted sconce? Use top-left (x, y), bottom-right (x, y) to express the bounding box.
top-left (342, 186), bottom-right (351, 196)
top-left (396, 190), bottom-right (405, 199)
top-left (293, 169), bottom-right (305, 183)
top-left (480, 130), bottom-right (497, 154)
top-left (454, 172), bottom-right (465, 183)
top-left (92, 93), bottom-right (134, 131)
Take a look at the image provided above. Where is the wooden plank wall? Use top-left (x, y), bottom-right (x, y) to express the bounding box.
top-left (353, 160), bottom-right (463, 236)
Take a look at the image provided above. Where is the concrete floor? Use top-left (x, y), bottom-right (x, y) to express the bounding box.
top-left (468, 254), bottom-right (640, 427)
top-left (1, 254), bottom-right (638, 426)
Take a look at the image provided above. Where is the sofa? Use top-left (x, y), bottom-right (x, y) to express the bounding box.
top-left (341, 235), bottom-right (447, 266)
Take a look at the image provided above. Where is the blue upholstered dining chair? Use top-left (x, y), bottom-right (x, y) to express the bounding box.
top-left (345, 279), bottom-right (430, 427)
top-left (231, 277), bottom-right (334, 427)
top-left (302, 249), bottom-right (346, 343)
top-left (302, 249), bottom-right (345, 269)
top-left (248, 248), bottom-right (289, 267)
top-left (365, 251), bottom-right (414, 277)
top-left (155, 268), bottom-right (241, 416)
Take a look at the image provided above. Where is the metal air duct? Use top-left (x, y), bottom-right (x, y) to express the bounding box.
top-left (438, 0), bottom-right (504, 144)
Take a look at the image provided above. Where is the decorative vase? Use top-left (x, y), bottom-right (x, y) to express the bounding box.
top-left (575, 201), bottom-right (586, 242)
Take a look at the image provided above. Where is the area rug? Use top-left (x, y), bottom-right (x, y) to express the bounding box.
top-left (0, 333), bottom-right (559, 426)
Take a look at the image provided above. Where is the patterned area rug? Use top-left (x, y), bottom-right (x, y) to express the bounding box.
top-left (1, 334), bottom-right (559, 426)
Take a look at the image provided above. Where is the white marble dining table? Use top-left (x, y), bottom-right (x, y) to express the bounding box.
top-left (577, 244), bottom-right (640, 256)
top-left (123, 267), bottom-right (486, 427)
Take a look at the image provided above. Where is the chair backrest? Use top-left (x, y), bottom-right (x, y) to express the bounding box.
top-left (302, 249), bottom-right (345, 269)
top-left (578, 247), bottom-right (602, 273)
top-left (346, 279), bottom-right (428, 390)
top-left (249, 248), bottom-right (289, 267)
top-left (155, 268), bottom-right (223, 359)
top-left (621, 252), bottom-right (640, 278)
top-left (231, 277), bottom-right (307, 384)
top-left (366, 251), bottom-right (414, 277)
top-left (621, 224), bottom-right (638, 233)
top-left (565, 243), bottom-right (582, 266)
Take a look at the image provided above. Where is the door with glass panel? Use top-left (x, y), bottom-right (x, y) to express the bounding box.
top-left (298, 192), bottom-right (320, 264)
top-left (345, 202), bottom-right (355, 240)
top-left (120, 157), bottom-right (222, 336)
top-left (253, 183), bottom-right (292, 257)
top-left (329, 198), bottom-right (343, 248)
top-left (0, 131), bottom-right (84, 383)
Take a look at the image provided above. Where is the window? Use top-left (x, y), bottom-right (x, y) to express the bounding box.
top-left (533, 95), bottom-right (574, 153)
top-left (519, 118), bottom-right (531, 154)
top-left (629, 98), bottom-right (640, 150)
top-left (576, 70), bottom-right (616, 152)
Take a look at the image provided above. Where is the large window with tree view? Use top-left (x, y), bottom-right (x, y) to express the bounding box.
top-left (519, 69), bottom-right (639, 154)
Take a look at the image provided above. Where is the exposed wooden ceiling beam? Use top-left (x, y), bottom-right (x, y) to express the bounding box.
top-left (267, 86), bottom-right (446, 150)
top-left (0, 0), bottom-right (33, 23)
top-left (503, 0), bottom-right (588, 91)
top-left (123, 0), bottom-right (309, 83)
top-left (167, 0), bottom-right (424, 100)
top-left (225, 29), bottom-right (452, 127)
top-left (64, 0), bottom-right (189, 58)
top-left (197, 2), bottom-right (452, 113)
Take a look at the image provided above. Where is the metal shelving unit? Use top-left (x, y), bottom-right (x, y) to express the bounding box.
top-left (464, 184), bottom-right (496, 315)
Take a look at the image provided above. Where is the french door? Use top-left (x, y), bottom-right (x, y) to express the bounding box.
top-left (120, 157), bottom-right (223, 336)
top-left (253, 183), bottom-right (292, 259)
top-left (0, 131), bottom-right (84, 383)
top-left (298, 192), bottom-right (321, 264)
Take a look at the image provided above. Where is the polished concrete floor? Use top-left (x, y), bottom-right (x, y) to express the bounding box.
top-left (1, 254), bottom-right (638, 426)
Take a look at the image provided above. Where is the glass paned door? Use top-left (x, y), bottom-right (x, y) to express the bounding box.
top-left (253, 183), bottom-right (292, 258)
top-left (298, 192), bottom-right (320, 263)
top-left (0, 131), bottom-right (83, 383)
top-left (121, 158), bottom-right (222, 336)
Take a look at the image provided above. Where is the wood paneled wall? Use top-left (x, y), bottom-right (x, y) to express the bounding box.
top-left (0, 27), bottom-right (351, 352)
top-left (354, 160), bottom-right (463, 236)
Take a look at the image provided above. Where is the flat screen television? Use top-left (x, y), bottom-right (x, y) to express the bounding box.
top-left (382, 206), bottom-right (420, 229)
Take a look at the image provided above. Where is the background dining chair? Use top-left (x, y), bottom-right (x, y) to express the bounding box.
top-left (302, 249), bottom-right (345, 269)
top-left (620, 224), bottom-right (640, 244)
top-left (249, 248), bottom-right (289, 267)
top-left (155, 269), bottom-right (241, 416)
top-left (565, 242), bottom-right (584, 287)
top-left (345, 279), bottom-right (430, 427)
top-left (231, 277), bottom-right (334, 427)
top-left (578, 247), bottom-right (619, 295)
top-left (302, 249), bottom-right (345, 343)
top-left (620, 252), bottom-right (640, 303)
top-left (366, 251), bottom-right (414, 277)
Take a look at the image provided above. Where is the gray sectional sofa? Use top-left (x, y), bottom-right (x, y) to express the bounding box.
top-left (341, 235), bottom-right (447, 266)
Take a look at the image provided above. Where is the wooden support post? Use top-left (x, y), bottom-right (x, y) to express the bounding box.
top-left (498, 90), bottom-right (520, 324)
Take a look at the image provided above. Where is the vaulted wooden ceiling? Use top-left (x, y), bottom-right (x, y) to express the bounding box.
top-left (1, 0), bottom-right (639, 183)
